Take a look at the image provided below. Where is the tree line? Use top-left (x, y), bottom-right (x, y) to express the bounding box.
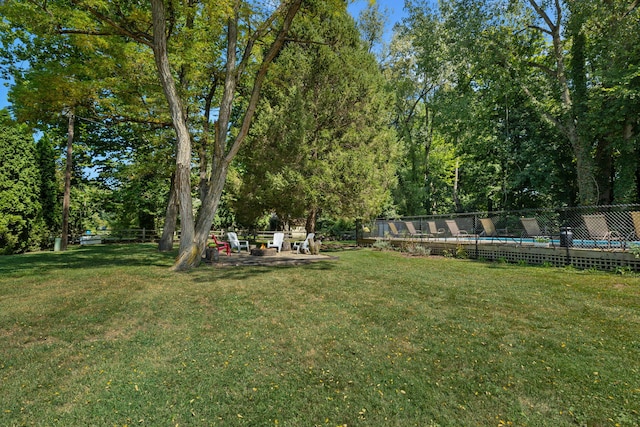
top-left (387, 0), bottom-right (639, 214)
top-left (1, 0), bottom-right (638, 269)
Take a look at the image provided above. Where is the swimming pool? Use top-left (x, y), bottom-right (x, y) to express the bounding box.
top-left (438, 235), bottom-right (634, 249)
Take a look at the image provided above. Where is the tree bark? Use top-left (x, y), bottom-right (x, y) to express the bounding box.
top-left (453, 158), bottom-right (461, 212)
top-left (150, 0), bottom-right (197, 269)
top-left (158, 172), bottom-right (178, 251)
top-left (305, 207), bottom-right (317, 234)
top-left (60, 109), bottom-right (74, 251)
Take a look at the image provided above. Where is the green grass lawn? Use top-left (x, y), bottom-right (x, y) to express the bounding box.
top-left (1, 244), bottom-right (639, 426)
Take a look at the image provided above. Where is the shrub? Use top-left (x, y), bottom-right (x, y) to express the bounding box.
top-left (372, 240), bottom-right (393, 251)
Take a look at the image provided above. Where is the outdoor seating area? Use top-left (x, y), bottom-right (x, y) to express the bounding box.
top-left (365, 204), bottom-right (640, 271)
top-left (203, 230), bottom-right (327, 266)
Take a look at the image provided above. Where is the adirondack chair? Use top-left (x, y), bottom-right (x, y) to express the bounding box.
top-left (293, 233), bottom-right (315, 254)
top-left (267, 232), bottom-right (285, 252)
top-left (208, 234), bottom-right (231, 256)
top-left (227, 232), bottom-right (250, 253)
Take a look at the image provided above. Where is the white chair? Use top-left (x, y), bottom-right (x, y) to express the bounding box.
top-left (293, 233), bottom-right (314, 254)
top-left (227, 232), bottom-right (250, 253)
top-left (267, 232), bottom-right (284, 252)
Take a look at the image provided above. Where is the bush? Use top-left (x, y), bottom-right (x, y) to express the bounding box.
top-left (0, 116), bottom-right (44, 254)
top-left (372, 240), bottom-right (393, 251)
top-left (317, 218), bottom-right (355, 240)
top-left (404, 244), bottom-right (431, 256)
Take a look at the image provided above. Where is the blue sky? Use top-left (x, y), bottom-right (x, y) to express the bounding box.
top-left (348, 0), bottom-right (407, 40)
top-left (0, 1), bottom-right (407, 110)
top-left (0, 81), bottom-right (9, 110)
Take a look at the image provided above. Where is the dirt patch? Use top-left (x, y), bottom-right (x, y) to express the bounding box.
top-left (205, 251), bottom-right (338, 267)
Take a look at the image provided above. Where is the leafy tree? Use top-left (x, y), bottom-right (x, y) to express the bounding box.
top-left (0, 0), bottom-right (314, 269)
top-left (234, 6), bottom-right (399, 232)
top-left (391, 0), bottom-right (639, 211)
top-left (384, 5), bottom-right (460, 215)
top-left (569, 0), bottom-right (640, 203)
top-left (35, 134), bottom-right (61, 239)
top-left (0, 110), bottom-right (43, 254)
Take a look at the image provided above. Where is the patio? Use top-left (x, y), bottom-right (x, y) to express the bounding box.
top-left (205, 250), bottom-right (337, 267)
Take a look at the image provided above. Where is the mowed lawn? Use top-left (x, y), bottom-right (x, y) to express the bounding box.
top-left (1, 244), bottom-right (639, 426)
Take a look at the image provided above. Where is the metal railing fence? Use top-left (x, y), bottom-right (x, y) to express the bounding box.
top-left (367, 204), bottom-right (640, 251)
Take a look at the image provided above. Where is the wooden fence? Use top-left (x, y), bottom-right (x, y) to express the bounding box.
top-left (75, 228), bottom-right (306, 245)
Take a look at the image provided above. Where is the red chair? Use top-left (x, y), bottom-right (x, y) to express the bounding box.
top-left (208, 234), bottom-right (231, 256)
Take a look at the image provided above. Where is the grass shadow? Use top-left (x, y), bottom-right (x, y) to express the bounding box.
top-left (0, 243), bottom-right (177, 275)
top-left (191, 258), bottom-right (338, 282)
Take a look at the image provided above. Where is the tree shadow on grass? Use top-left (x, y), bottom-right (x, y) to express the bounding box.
top-left (191, 258), bottom-right (338, 283)
top-left (0, 243), bottom-right (177, 275)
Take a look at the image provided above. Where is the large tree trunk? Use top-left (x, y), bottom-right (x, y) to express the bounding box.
top-left (565, 120), bottom-right (596, 205)
top-left (529, 0), bottom-right (596, 205)
top-left (151, 0), bottom-right (302, 270)
top-left (158, 172), bottom-right (178, 252)
top-left (151, 0), bottom-right (197, 270)
top-left (594, 137), bottom-right (614, 204)
top-left (185, 0), bottom-right (303, 267)
top-left (60, 109), bottom-right (74, 251)
top-left (305, 207), bottom-right (317, 234)
top-left (194, 159), bottom-right (228, 252)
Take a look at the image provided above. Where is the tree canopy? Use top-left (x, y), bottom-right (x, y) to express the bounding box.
top-left (0, 110), bottom-right (43, 254)
top-left (234, 5), bottom-right (398, 232)
top-left (385, 0), bottom-right (640, 214)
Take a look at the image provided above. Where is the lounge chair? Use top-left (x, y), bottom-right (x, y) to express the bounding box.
top-left (293, 233), bottom-right (314, 254)
top-left (387, 222), bottom-right (401, 237)
top-left (479, 218), bottom-right (510, 237)
top-left (208, 234), bottom-right (231, 256)
top-left (445, 219), bottom-right (472, 238)
top-left (404, 222), bottom-right (426, 238)
top-left (227, 232), bottom-right (250, 253)
top-left (629, 211), bottom-right (640, 241)
top-left (582, 214), bottom-right (622, 248)
top-left (520, 217), bottom-right (555, 246)
top-left (427, 221), bottom-right (445, 238)
top-left (520, 217), bottom-right (545, 238)
top-left (267, 232), bottom-right (285, 252)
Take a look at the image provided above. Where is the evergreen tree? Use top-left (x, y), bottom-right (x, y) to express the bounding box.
top-left (35, 134), bottom-right (60, 238)
top-left (235, 7), bottom-right (398, 231)
top-left (0, 109), bottom-right (43, 254)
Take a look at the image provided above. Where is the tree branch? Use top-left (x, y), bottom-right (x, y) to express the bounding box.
top-left (623, 0), bottom-right (640, 18)
top-left (520, 84), bottom-right (566, 135)
top-left (236, 2), bottom-right (288, 78)
top-left (70, 0), bottom-right (153, 47)
top-left (526, 61), bottom-right (556, 79)
top-left (57, 29), bottom-right (118, 36)
top-left (528, 0), bottom-right (556, 32)
top-left (527, 24), bottom-right (552, 37)
top-left (225, 0), bottom-right (303, 164)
